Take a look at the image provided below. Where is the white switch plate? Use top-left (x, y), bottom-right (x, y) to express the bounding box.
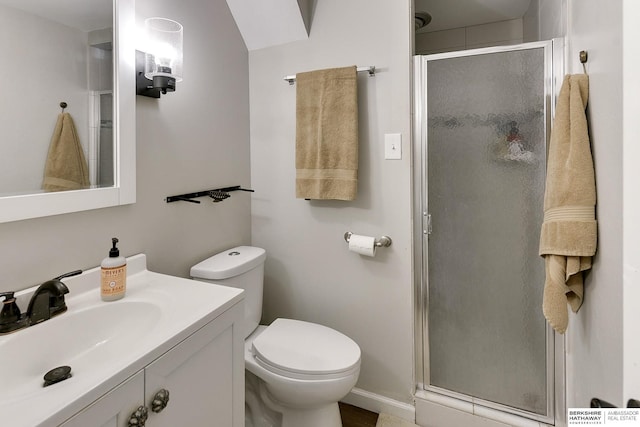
top-left (384, 133), bottom-right (402, 159)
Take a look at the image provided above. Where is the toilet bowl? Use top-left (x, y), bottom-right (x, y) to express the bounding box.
top-left (246, 322), bottom-right (360, 426)
top-left (190, 246), bottom-right (361, 427)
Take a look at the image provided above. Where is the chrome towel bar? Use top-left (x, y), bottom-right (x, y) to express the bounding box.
top-left (284, 66), bottom-right (376, 85)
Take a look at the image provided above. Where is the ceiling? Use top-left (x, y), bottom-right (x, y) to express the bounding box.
top-left (415, 0), bottom-right (532, 33)
top-left (225, 0), bottom-right (309, 51)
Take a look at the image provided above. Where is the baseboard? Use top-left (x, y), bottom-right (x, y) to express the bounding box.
top-left (341, 387), bottom-right (416, 422)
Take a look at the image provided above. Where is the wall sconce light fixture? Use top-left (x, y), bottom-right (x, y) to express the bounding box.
top-left (136, 17), bottom-right (183, 98)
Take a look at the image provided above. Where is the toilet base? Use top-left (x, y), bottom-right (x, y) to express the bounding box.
top-left (258, 376), bottom-right (343, 427)
top-left (246, 371), bottom-right (281, 427)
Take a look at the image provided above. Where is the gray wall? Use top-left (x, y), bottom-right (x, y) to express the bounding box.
top-left (249, 0), bottom-right (414, 404)
top-left (0, 0), bottom-right (250, 294)
top-left (622, 0), bottom-right (640, 401)
top-left (566, 0), bottom-right (624, 408)
top-left (525, 0), bottom-right (625, 410)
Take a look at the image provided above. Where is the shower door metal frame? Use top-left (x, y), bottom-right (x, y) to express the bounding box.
top-left (413, 39), bottom-right (566, 426)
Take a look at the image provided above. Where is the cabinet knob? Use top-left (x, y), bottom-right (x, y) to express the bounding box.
top-left (128, 405), bottom-right (148, 426)
top-left (151, 388), bottom-right (170, 413)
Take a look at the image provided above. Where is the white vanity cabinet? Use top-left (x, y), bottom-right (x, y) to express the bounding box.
top-left (60, 371), bottom-right (144, 427)
top-left (61, 303), bottom-right (244, 427)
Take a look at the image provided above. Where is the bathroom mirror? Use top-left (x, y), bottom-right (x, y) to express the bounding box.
top-left (0, 0), bottom-right (135, 223)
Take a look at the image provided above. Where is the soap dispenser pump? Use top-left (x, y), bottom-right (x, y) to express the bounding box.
top-left (101, 237), bottom-right (127, 301)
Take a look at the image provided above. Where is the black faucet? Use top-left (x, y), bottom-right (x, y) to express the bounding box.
top-left (26, 279), bottom-right (71, 325)
top-left (26, 270), bottom-right (82, 325)
top-left (0, 270), bottom-right (82, 333)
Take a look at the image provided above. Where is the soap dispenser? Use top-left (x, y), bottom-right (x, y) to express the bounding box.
top-left (101, 238), bottom-right (127, 301)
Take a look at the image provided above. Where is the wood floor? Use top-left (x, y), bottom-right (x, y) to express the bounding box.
top-left (339, 402), bottom-right (379, 427)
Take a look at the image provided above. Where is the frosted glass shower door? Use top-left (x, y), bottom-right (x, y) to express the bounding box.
top-left (423, 45), bottom-right (550, 418)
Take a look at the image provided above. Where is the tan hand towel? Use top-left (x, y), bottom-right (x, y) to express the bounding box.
top-left (539, 74), bottom-right (597, 334)
top-left (42, 112), bottom-right (90, 192)
top-left (295, 66), bottom-right (358, 200)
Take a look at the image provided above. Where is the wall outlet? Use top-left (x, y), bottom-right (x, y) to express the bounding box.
top-left (384, 133), bottom-right (402, 160)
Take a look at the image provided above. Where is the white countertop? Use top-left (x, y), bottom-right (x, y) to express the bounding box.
top-left (0, 254), bottom-right (244, 427)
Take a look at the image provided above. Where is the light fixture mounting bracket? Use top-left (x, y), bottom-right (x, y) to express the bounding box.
top-left (136, 50), bottom-right (175, 98)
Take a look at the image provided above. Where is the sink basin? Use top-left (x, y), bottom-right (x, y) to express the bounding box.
top-left (0, 254), bottom-right (244, 426)
top-left (0, 301), bottom-right (161, 404)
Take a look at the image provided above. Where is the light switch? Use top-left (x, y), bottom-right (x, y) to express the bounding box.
top-left (384, 133), bottom-right (402, 160)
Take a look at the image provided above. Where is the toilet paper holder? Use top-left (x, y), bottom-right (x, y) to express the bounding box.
top-left (344, 232), bottom-right (392, 248)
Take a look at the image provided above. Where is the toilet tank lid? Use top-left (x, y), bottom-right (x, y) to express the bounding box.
top-left (190, 246), bottom-right (266, 280)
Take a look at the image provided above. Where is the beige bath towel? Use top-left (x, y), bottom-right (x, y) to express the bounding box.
top-left (539, 74), bottom-right (597, 334)
top-left (295, 66), bottom-right (358, 200)
top-left (42, 112), bottom-right (89, 192)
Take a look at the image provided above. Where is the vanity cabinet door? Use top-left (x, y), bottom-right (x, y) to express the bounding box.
top-left (60, 371), bottom-right (144, 427)
top-left (145, 305), bottom-right (244, 427)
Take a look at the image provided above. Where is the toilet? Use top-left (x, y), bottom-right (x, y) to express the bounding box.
top-left (190, 246), bottom-right (361, 427)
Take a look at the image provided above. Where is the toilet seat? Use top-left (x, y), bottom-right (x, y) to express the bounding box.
top-left (251, 318), bottom-right (361, 381)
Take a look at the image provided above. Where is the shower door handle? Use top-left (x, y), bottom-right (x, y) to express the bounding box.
top-left (422, 212), bottom-right (432, 235)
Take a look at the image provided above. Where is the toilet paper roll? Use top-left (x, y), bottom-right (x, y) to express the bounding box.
top-left (348, 234), bottom-right (377, 257)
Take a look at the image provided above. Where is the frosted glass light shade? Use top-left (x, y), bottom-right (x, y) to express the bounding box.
top-left (143, 18), bottom-right (183, 82)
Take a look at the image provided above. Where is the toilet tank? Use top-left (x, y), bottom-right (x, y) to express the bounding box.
top-left (190, 246), bottom-right (266, 338)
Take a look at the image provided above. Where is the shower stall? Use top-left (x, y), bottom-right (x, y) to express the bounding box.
top-left (88, 91), bottom-right (114, 188)
top-left (413, 40), bottom-right (564, 426)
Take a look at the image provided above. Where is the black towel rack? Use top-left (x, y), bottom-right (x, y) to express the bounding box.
top-left (165, 186), bottom-right (254, 204)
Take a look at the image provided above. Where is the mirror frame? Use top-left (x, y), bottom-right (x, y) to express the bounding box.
top-left (0, 0), bottom-right (136, 223)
